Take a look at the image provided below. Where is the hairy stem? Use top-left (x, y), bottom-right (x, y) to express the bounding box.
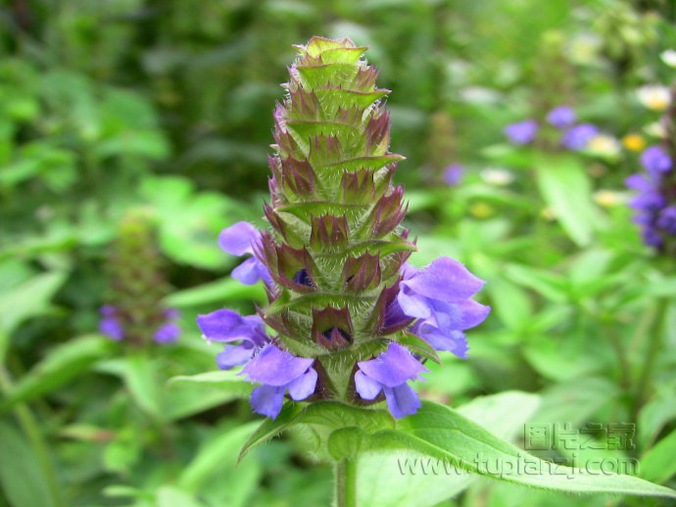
top-left (335, 459), bottom-right (357, 507)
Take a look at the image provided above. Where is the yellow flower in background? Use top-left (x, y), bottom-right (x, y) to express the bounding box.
top-left (469, 202), bottom-right (495, 218)
top-left (636, 85), bottom-right (671, 111)
top-left (593, 190), bottom-right (624, 208)
top-left (622, 133), bottom-right (646, 151)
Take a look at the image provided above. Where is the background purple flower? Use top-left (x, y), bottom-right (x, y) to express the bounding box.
top-left (561, 124), bottom-right (598, 150)
top-left (197, 309), bottom-right (270, 369)
top-left (442, 164), bottom-right (464, 186)
top-left (219, 222), bottom-right (272, 285)
top-left (241, 344), bottom-right (317, 418)
top-left (504, 120), bottom-right (538, 145)
top-left (640, 146), bottom-right (672, 176)
top-left (546, 106), bottom-right (576, 128)
top-left (99, 305), bottom-right (124, 341)
top-left (397, 258), bottom-right (490, 358)
top-left (355, 343), bottom-right (427, 418)
top-left (153, 308), bottom-right (181, 344)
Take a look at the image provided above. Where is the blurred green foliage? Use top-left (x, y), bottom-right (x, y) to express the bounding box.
top-left (0, 0), bottom-right (675, 506)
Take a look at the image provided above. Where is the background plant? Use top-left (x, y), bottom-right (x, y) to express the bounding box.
top-left (0, 1), bottom-right (675, 506)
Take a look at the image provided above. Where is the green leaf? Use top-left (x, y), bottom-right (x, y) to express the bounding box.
top-left (534, 153), bottom-right (601, 247)
top-left (0, 420), bottom-right (56, 507)
top-left (328, 427), bottom-right (366, 461)
top-left (156, 486), bottom-right (206, 507)
top-left (178, 422), bottom-right (260, 494)
top-left (357, 392), bottom-right (540, 507)
top-left (165, 277), bottom-right (266, 308)
top-left (364, 401), bottom-right (676, 498)
top-left (238, 403), bottom-right (305, 462)
top-left (640, 429), bottom-right (676, 484)
top-left (238, 401), bottom-right (395, 462)
top-left (399, 334), bottom-right (441, 364)
top-left (0, 270), bottom-right (68, 338)
top-left (165, 370), bottom-right (253, 420)
top-left (123, 352), bottom-right (162, 419)
top-left (0, 335), bottom-right (113, 413)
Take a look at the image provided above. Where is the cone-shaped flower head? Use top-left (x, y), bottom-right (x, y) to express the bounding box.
top-left (100, 211), bottom-right (180, 346)
top-left (198, 37), bottom-right (490, 419)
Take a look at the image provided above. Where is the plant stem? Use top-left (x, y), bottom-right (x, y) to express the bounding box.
top-left (0, 365), bottom-right (65, 507)
top-left (635, 297), bottom-right (669, 412)
top-left (335, 459), bottom-right (357, 507)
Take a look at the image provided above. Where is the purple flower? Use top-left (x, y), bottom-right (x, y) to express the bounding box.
top-left (355, 343), bottom-right (428, 418)
top-left (241, 344), bottom-right (317, 418)
top-left (657, 206), bottom-right (676, 234)
top-left (219, 222), bottom-right (272, 285)
top-left (504, 120), bottom-right (538, 145)
top-left (443, 164), bottom-right (464, 186)
top-left (561, 124), bottom-right (598, 151)
top-left (197, 309), bottom-right (270, 369)
top-left (99, 305), bottom-right (124, 341)
top-left (397, 258), bottom-right (491, 358)
top-left (154, 309), bottom-right (181, 344)
top-left (546, 106), bottom-right (576, 129)
top-left (640, 146), bottom-right (672, 177)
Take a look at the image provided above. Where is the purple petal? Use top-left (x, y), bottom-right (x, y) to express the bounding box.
top-left (99, 316), bottom-right (124, 341)
top-left (153, 322), bottom-right (180, 344)
top-left (400, 257), bottom-right (485, 302)
top-left (218, 221), bottom-right (259, 256)
top-left (414, 323), bottom-right (469, 359)
top-left (287, 367), bottom-right (318, 400)
top-left (354, 370), bottom-right (382, 400)
top-left (383, 384), bottom-right (422, 418)
top-left (196, 309), bottom-right (268, 346)
top-left (546, 106), bottom-right (576, 129)
top-left (443, 164), bottom-right (464, 186)
top-left (397, 287), bottom-right (433, 320)
top-left (401, 263), bottom-right (420, 280)
top-left (231, 257), bottom-right (270, 285)
top-left (241, 344), bottom-right (314, 386)
top-left (504, 120), bottom-right (538, 145)
top-left (640, 146), bottom-right (672, 176)
top-left (357, 343), bottom-right (427, 388)
top-left (625, 174), bottom-right (653, 191)
top-left (100, 305), bottom-right (117, 317)
top-left (431, 299), bottom-right (492, 331)
top-left (561, 124), bottom-right (598, 151)
top-left (216, 343), bottom-right (255, 369)
top-left (383, 298), bottom-right (411, 330)
top-left (250, 384), bottom-right (286, 419)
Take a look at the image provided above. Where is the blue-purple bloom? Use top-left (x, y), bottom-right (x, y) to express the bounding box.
top-left (219, 222), bottom-right (272, 285)
top-left (197, 309), bottom-right (270, 369)
top-left (397, 258), bottom-right (491, 359)
top-left (99, 305), bottom-right (124, 341)
top-left (561, 123), bottom-right (598, 150)
top-left (443, 164), bottom-right (464, 186)
top-left (241, 344), bottom-right (318, 418)
top-left (355, 342), bottom-right (427, 418)
top-left (657, 207), bottom-right (676, 235)
top-left (625, 145), bottom-right (675, 252)
top-left (546, 106), bottom-right (576, 129)
top-left (640, 146), bottom-right (672, 177)
top-left (504, 120), bottom-right (538, 145)
top-left (153, 309), bottom-right (181, 344)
